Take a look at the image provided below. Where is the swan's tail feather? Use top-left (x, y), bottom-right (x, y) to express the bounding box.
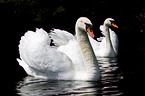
top-left (17, 58), bottom-right (34, 76)
top-left (49, 29), bottom-right (74, 47)
top-left (17, 58), bottom-right (48, 79)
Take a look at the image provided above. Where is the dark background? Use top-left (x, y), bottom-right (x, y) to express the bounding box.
top-left (0, 0), bottom-right (145, 95)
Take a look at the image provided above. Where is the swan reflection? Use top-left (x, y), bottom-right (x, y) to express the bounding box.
top-left (17, 76), bottom-right (101, 95)
top-left (98, 57), bottom-right (123, 95)
top-left (17, 57), bottom-right (123, 95)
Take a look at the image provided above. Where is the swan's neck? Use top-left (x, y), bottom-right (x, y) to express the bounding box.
top-left (104, 25), bottom-right (114, 52)
top-left (76, 27), bottom-right (100, 80)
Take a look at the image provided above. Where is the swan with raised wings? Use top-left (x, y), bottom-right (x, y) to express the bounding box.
top-left (17, 17), bottom-right (101, 81)
top-left (50, 18), bottom-right (118, 57)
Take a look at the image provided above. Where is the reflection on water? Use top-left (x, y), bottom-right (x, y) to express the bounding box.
top-left (17, 77), bottom-right (100, 95)
top-left (98, 57), bottom-right (123, 95)
top-left (16, 57), bottom-right (123, 95)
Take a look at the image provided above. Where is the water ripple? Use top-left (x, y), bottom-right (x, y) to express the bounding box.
top-left (16, 57), bottom-right (123, 95)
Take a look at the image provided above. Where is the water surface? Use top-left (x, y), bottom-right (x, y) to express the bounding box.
top-left (16, 57), bottom-right (123, 95)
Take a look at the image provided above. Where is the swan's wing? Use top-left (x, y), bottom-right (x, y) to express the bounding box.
top-left (17, 28), bottom-right (73, 79)
top-left (57, 37), bottom-right (86, 80)
top-left (49, 29), bottom-right (74, 47)
top-left (99, 25), bottom-right (105, 36)
top-left (96, 25), bottom-right (105, 41)
top-left (57, 37), bottom-right (84, 67)
top-left (109, 28), bottom-right (119, 54)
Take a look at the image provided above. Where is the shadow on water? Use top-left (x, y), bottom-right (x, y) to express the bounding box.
top-left (16, 57), bottom-right (123, 95)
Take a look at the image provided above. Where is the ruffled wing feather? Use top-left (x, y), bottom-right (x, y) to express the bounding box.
top-left (17, 28), bottom-right (73, 79)
top-left (50, 29), bottom-right (74, 47)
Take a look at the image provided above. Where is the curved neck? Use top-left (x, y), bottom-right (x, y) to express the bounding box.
top-left (76, 26), bottom-right (100, 80)
top-left (103, 25), bottom-right (114, 51)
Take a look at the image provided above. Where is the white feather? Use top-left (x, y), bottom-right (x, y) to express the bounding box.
top-left (50, 18), bottom-right (119, 57)
top-left (17, 17), bottom-right (101, 81)
top-left (50, 29), bottom-right (74, 47)
top-left (94, 25), bottom-right (119, 57)
top-left (18, 28), bottom-right (74, 80)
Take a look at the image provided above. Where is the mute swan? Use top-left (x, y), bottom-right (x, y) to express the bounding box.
top-left (50, 18), bottom-right (118, 57)
top-left (17, 17), bottom-right (101, 81)
top-left (90, 18), bottom-right (119, 57)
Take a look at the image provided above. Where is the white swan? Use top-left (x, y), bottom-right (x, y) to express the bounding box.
top-left (17, 17), bottom-right (101, 81)
top-left (50, 18), bottom-right (118, 57)
top-left (91, 18), bottom-right (119, 57)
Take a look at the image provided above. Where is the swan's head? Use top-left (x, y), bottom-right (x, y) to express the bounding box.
top-left (76, 17), bottom-right (94, 38)
top-left (104, 18), bottom-right (118, 28)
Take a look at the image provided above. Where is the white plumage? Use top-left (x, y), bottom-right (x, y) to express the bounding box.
top-left (50, 18), bottom-right (119, 57)
top-left (17, 17), bottom-right (101, 81)
top-left (92, 23), bottom-right (119, 57)
top-left (18, 29), bottom-right (73, 79)
top-left (50, 29), bottom-right (74, 47)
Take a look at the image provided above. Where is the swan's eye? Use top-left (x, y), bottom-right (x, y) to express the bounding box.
top-left (85, 23), bottom-right (93, 29)
top-left (85, 23), bottom-right (94, 38)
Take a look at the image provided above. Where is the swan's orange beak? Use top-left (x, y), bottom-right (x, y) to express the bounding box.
top-left (87, 27), bottom-right (95, 38)
top-left (112, 23), bottom-right (118, 28)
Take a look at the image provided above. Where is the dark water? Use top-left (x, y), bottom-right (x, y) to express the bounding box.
top-left (16, 58), bottom-right (124, 96)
